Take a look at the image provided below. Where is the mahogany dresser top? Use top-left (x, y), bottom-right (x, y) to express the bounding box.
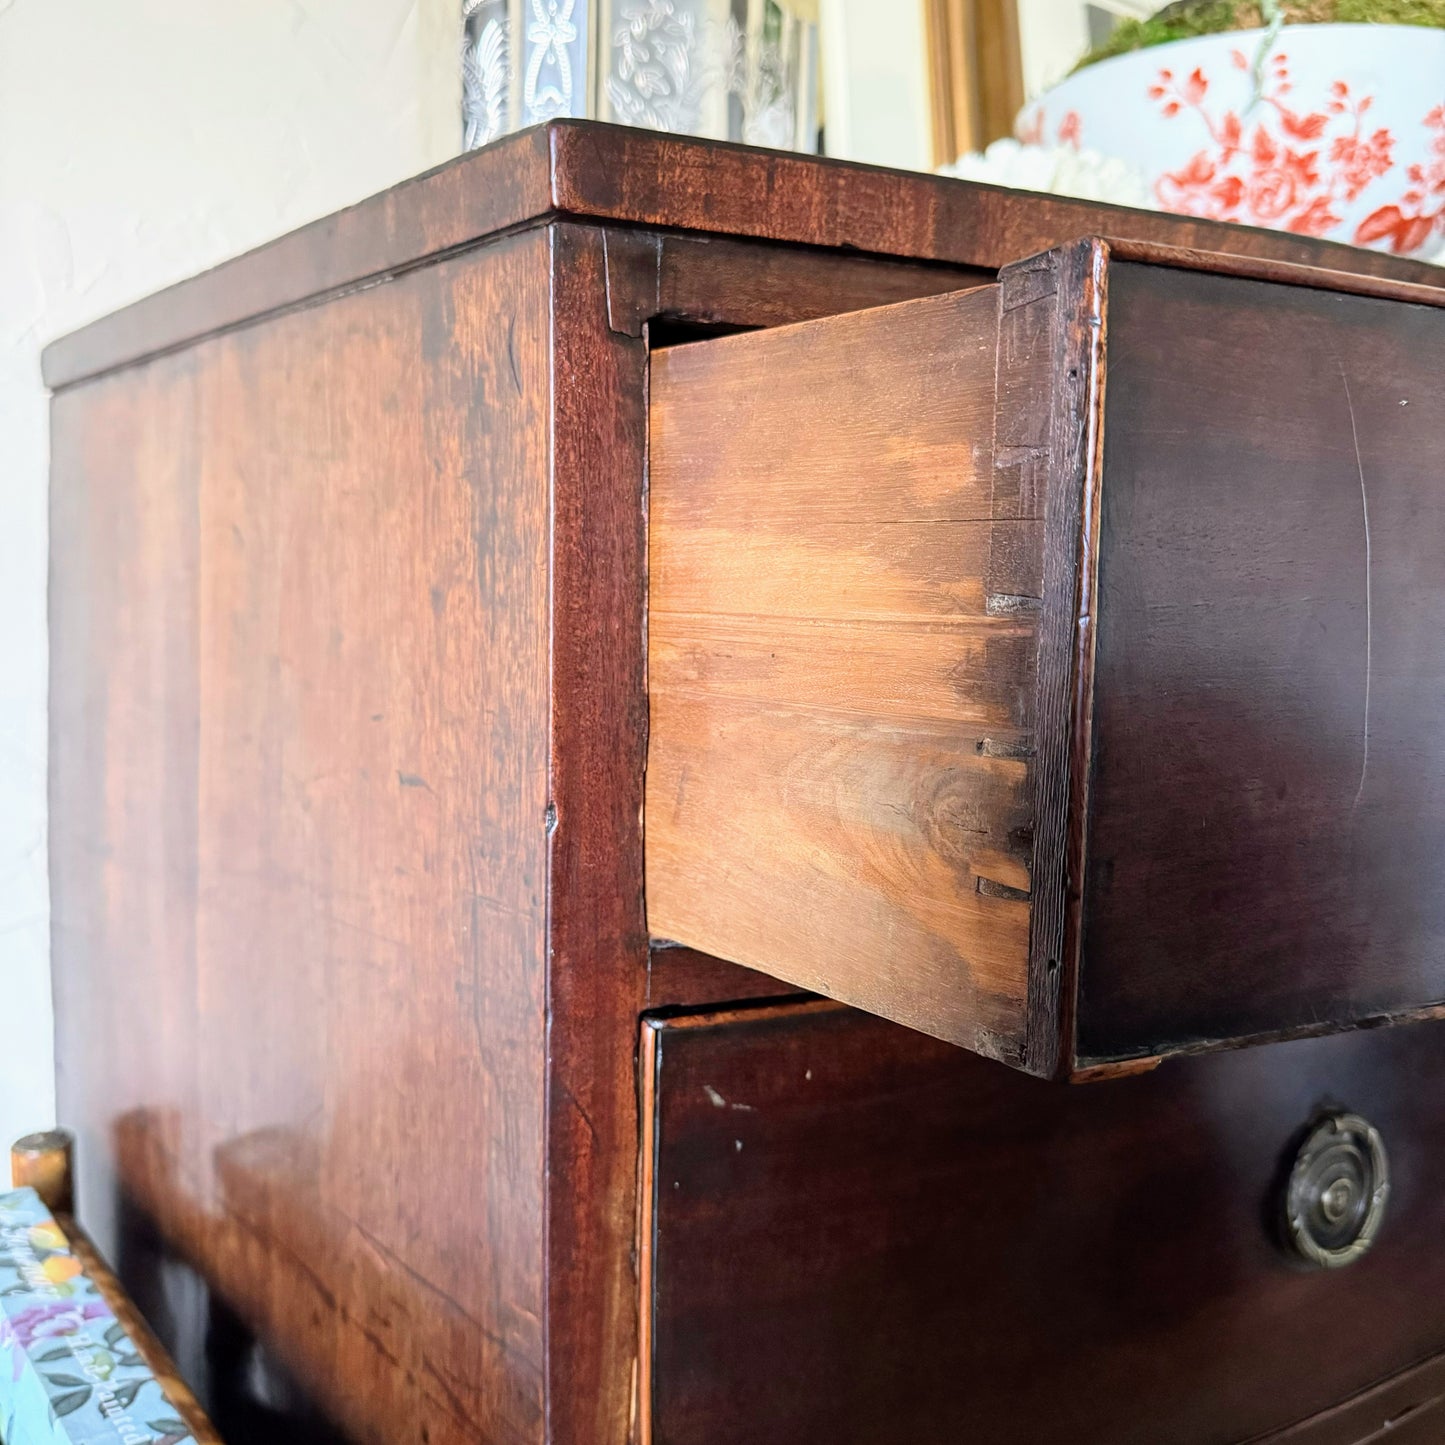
top-left (42, 118), bottom-right (1445, 393)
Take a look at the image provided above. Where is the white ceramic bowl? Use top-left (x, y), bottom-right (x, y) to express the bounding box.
top-left (1020, 24), bottom-right (1445, 258)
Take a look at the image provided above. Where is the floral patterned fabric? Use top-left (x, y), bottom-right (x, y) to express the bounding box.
top-left (0, 1190), bottom-right (194, 1445)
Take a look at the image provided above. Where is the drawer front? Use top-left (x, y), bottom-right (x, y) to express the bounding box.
top-left (1080, 261), bottom-right (1445, 1062)
top-left (646, 238), bottom-right (1445, 1075)
top-left (640, 1002), bottom-right (1445, 1445)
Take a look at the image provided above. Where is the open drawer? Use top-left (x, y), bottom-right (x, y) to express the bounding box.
top-left (645, 237), bottom-right (1445, 1079)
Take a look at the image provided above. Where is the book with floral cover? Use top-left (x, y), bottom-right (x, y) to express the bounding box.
top-left (0, 1189), bottom-right (194, 1445)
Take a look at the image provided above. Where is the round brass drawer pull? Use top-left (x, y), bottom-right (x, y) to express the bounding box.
top-left (1283, 1111), bottom-right (1389, 1269)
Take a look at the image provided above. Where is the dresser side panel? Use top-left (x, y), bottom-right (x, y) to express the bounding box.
top-left (49, 232), bottom-right (553, 1445)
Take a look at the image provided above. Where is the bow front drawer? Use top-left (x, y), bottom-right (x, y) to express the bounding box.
top-left (645, 238), bottom-right (1445, 1078)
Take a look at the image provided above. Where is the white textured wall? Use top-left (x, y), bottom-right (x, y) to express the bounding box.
top-left (0, 0), bottom-right (459, 1178)
top-left (820, 0), bottom-right (934, 170)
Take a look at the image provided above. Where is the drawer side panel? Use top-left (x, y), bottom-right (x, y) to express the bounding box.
top-left (646, 284), bottom-right (1038, 1061)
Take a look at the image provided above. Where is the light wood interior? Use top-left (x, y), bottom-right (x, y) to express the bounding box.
top-left (646, 282), bottom-right (1047, 1059)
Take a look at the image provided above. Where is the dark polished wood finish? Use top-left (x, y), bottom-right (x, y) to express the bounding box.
top-left (1083, 260), bottom-right (1445, 1062)
top-left (642, 1001), bottom-right (1445, 1445)
top-left (1257, 1353), bottom-right (1445, 1443)
top-left (46, 122), bottom-right (1445, 1445)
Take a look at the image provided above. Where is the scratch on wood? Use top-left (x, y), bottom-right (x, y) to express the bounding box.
top-left (506, 313), bottom-right (523, 396)
top-left (672, 761), bottom-right (690, 823)
top-left (1339, 361), bottom-right (1372, 812)
top-left (559, 1079), bottom-right (601, 1149)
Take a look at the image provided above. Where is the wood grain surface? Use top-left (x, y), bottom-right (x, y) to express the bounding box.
top-left (996, 240), bottom-right (1108, 1079)
top-left (52, 232), bottom-right (553, 1445)
top-left (599, 229), bottom-right (989, 337)
top-left (1105, 237), bottom-right (1445, 311)
top-left (1257, 1352), bottom-right (1445, 1444)
top-left (541, 221), bottom-right (651, 1445)
top-left (641, 999), bottom-right (1445, 1445)
top-left (647, 283), bottom-right (1039, 1061)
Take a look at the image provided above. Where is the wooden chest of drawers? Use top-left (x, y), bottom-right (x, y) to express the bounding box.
top-left (45, 122), bottom-right (1445, 1444)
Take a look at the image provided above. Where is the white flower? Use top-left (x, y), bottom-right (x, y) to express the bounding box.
top-left (941, 139), bottom-right (1156, 212)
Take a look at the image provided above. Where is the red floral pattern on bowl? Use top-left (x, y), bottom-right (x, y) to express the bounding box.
top-left (1021, 25), bottom-right (1445, 259)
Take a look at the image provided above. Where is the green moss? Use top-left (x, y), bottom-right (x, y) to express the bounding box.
top-left (1074, 0), bottom-right (1445, 69)
top-left (1333, 0), bottom-right (1445, 19)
